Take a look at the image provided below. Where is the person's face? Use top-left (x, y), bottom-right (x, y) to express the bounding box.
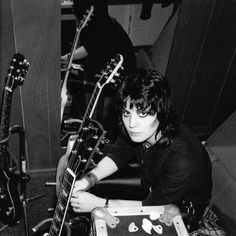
top-left (122, 98), bottom-right (160, 145)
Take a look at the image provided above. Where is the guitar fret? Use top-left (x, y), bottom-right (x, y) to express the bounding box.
top-left (55, 198), bottom-right (66, 215)
top-left (63, 174), bottom-right (74, 186)
top-left (51, 222), bottom-right (59, 233)
top-left (55, 214), bottom-right (62, 223)
top-left (61, 188), bottom-right (69, 199)
top-left (61, 180), bottom-right (71, 192)
top-left (59, 194), bottom-right (69, 208)
top-left (57, 201), bottom-right (64, 212)
top-left (50, 167), bottom-right (76, 236)
top-left (49, 223), bottom-right (59, 236)
top-left (54, 217), bottom-right (62, 230)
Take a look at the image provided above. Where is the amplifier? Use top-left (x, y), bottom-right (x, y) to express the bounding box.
top-left (90, 205), bottom-right (189, 236)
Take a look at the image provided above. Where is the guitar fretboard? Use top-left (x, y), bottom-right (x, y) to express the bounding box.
top-left (0, 90), bottom-right (12, 140)
top-left (49, 168), bottom-right (76, 236)
top-left (83, 84), bottom-right (101, 120)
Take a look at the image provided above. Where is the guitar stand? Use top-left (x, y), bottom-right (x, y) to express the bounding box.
top-left (0, 125), bottom-right (45, 236)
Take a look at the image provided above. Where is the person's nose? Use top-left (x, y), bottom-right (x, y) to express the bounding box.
top-left (129, 114), bottom-right (138, 128)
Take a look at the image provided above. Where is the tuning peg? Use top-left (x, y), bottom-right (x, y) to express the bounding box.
top-left (81, 158), bottom-right (87, 163)
top-left (95, 148), bottom-right (103, 156)
top-left (87, 147), bottom-right (93, 152)
top-left (77, 138), bottom-right (83, 143)
top-left (101, 138), bottom-right (110, 144)
top-left (72, 150), bottom-right (80, 156)
top-left (89, 159), bottom-right (97, 168)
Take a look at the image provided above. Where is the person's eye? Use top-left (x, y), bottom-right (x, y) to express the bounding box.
top-left (122, 110), bottom-right (130, 117)
top-left (139, 112), bottom-right (148, 118)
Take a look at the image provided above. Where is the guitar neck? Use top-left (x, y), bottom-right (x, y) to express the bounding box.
top-left (49, 168), bottom-right (76, 236)
top-left (0, 89), bottom-right (13, 140)
top-left (83, 83), bottom-right (102, 120)
top-left (61, 6), bottom-right (94, 122)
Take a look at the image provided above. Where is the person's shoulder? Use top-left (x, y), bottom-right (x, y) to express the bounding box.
top-left (173, 124), bottom-right (200, 145)
top-left (167, 125), bottom-right (199, 157)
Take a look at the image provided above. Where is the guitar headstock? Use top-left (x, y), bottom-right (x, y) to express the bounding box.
top-left (69, 118), bottom-right (106, 177)
top-left (5, 53), bottom-right (30, 90)
top-left (79, 5), bottom-right (94, 29)
top-left (98, 54), bottom-right (124, 89)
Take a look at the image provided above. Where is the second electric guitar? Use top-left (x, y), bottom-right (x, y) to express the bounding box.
top-left (0, 53), bottom-right (30, 226)
top-left (61, 6), bottom-right (94, 122)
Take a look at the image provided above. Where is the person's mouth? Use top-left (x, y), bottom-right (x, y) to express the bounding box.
top-left (129, 131), bottom-right (141, 136)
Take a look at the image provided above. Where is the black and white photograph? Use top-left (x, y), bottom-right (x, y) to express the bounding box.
top-left (0, 0), bottom-right (235, 235)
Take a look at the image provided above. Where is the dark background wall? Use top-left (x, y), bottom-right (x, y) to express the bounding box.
top-left (0, 0), bottom-right (61, 173)
top-left (166, 0), bottom-right (236, 137)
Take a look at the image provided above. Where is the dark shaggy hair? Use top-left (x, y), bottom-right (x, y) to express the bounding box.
top-left (116, 69), bottom-right (179, 146)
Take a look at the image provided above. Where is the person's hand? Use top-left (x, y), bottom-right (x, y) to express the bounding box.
top-left (61, 54), bottom-right (69, 62)
top-left (61, 54), bottom-right (70, 69)
top-left (70, 191), bottom-right (104, 213)
top-left (73, 178), bottom-right (90, 193)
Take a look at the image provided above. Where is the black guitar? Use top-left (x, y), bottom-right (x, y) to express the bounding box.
top-left (61, 5), bottom-right (94, 122)
top-left (0, 53), bottom-right (30, 226)
top-left (32, 54), bottom-right (123, 236)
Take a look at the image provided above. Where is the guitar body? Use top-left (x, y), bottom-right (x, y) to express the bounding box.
top-left (0, 53), bottom-right (30, 226)
top-left (0, 169), bottom-right (21, 226)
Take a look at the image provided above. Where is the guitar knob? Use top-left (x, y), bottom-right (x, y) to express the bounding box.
top-left (95, 148), bottom-right (103, 156)
top-left (101, 138), bottom-right (110, 144)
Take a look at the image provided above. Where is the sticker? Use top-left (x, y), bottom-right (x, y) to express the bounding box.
top-left (150, 211), bottom-right (161, 220)
top-left (128, 222), bottom-right (139, 232)
top-left (153, 225), bottom-right (163, 234)
top-left (142, 218), bottom-right (153, 234)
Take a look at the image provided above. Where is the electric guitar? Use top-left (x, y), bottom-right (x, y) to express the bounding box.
top-left (37, 54), bottom-right (123, 236)
top-left (57, 53), bottom-right (124, 193)
top-left (0, 53), bottom-right (30, 226)
top-left (61, 5), bottom-right (94, 122)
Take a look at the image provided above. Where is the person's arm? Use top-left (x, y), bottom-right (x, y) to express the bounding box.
top-left (72, 156), bottom-right (118, 193)
top-left (72, 46), bottom-right (88, 60)
top-left (70, 155), bottom-right (142, 212)
top-left (70, 191), bottom-right (142, 213)
top-left (61, 45), bottom-right (88, 62)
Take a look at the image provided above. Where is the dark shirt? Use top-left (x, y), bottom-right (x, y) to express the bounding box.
top-left (80, 17), bottom-right (137, 80)
top-left (105, 125), bottom-right (213, 208)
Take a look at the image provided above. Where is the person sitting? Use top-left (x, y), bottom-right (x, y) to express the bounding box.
top-left (61, 0), bottom-right (137, 121)
top-left (70, 69), bottom-right (214, 233)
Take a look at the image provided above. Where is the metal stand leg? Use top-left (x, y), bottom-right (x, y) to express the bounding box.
top-left (10, 125), bottom-right (45, 236)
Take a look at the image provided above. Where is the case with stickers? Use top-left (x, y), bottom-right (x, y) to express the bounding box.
top-left (90, 206), bottom-right (189, 236)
